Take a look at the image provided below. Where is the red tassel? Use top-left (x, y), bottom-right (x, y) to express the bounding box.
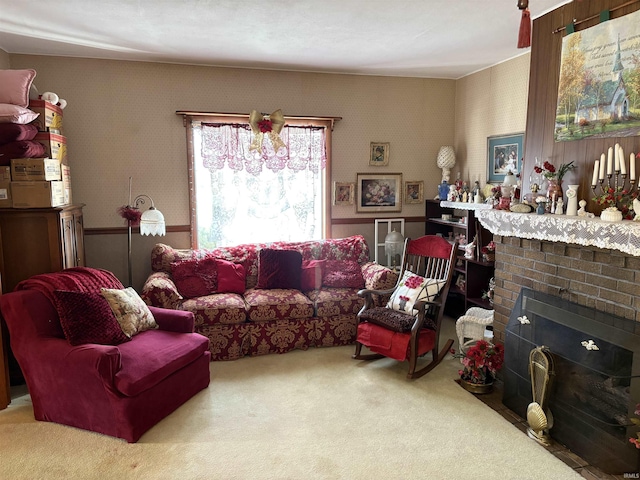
top-left (518, 8), bottom-right (531, 48)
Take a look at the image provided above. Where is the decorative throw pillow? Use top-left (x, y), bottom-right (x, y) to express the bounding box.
top-left (387, 271), bottom-right (446, 315)
top-left (52, 290), bottom-right (130, 346)
top-left (100, 287), bottom-right (158, 338)
top-left (256, 248), bottom-right (302, 290)
top-left (216, 258), bottom-right (246, 294)
top-left (300, 259), bottom-right (326, 291)
top-left (0, 123), bottom-right (38, 144)
top-left (0, 69), bottom-right (37, 107)
top-left (171, 256), bottom-right (218, 298)
top-left (322, 260), bottom-right (365, 288)
top-left (0, 104), bottom-right (40, 124)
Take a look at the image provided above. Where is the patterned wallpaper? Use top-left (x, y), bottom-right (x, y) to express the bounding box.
top-left (7, 55), bottom-right (456, 228)
top-left (0, 50), bottom-right (9, 69)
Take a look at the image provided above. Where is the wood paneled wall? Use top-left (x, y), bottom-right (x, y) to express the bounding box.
top-left (524, 0), bottom-right (640, 214)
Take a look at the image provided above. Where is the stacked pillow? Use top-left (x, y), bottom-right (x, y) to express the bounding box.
top-left (0, 69), bottom-right (43, 165)
top-left (171, 256), bottom-right (246, 298)
top-left (52, 287), bottom-right (159, 346)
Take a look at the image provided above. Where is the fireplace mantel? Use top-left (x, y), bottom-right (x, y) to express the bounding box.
top-left (476, 209), bottom-right (640, 257)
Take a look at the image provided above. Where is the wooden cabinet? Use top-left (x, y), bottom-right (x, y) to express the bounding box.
top-left (0, 205), bottom-right (85, 294)
top-left (425, 200), bottom-right (494, 316)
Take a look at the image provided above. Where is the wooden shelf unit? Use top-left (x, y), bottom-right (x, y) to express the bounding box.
top-left (425, 200), bottom-right (494, 316)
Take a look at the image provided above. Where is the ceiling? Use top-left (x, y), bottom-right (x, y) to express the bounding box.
top-left (0, 1), bottom-right (570, 80)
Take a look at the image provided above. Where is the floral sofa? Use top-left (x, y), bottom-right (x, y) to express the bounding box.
top-left (141, 235), bottom-right (398, 361)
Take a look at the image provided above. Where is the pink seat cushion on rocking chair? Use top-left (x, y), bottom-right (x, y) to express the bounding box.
top-left (356, 322), bottom-right (436, 362)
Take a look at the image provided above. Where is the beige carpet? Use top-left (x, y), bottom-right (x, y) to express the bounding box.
top-left (0, 327), bottom-right (581, 480)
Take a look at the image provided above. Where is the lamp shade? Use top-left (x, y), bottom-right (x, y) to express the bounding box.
top-left (139, 207), bottom-right (166, 236)
top-left (384, 230), bottom-right (404, 257)
top-left (436, 146), bottom-right (456, 169)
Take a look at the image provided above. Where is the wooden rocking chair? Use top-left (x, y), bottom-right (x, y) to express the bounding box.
top-left (353, 235), bottom-right (457, 379)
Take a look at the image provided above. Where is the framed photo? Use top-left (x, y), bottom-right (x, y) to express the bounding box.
top-left (333, 182), bottom-right (354, 205)
top-left (404, 180), bottom-right (424, 204)
top-left (369, 142), bottom-right (390, 166)
top-left (356, 173), bottom-right (402, 213)
top-left (487, 132), bottom-right (524, 183)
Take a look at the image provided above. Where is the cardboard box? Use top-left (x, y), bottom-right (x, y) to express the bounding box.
top-left (28, 99), bottom-right (64, 133)
top-left (11, 158), bottom-right (61, 181)
top-left (0, 166), bottom-right (10, 182)
top-left (34, 132), bottom-right (68, 163)
top-left (11, 181), bottom-right (65, 208)
top-left (61, 164), bottom-right (72, 204)
top-left (0, 181), bottom-right (11, 208)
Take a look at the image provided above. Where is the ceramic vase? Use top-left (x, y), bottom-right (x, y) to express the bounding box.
top-left (565, 184), bottom-right (579, 216)
top-left (546, 179), bottom-right (563, 202)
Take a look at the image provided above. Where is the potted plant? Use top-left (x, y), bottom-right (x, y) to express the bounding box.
top-left (453, 339), bottom-right (504, 394)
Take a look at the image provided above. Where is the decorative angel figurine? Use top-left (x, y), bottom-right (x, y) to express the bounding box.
top-left (634, 198), bottom-right (640, 221)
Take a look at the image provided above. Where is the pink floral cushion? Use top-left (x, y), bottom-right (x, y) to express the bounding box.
top-left (182, 293), bottom-right (247, 326)
top-left (52, 290), bottom-right (130, 346)
top-left (323, 260), bottom-right (365, 288)
top-left (300, 259), bottom-right (326, 291)
top-left (171, 257), bottom-right (218, 298)
top-left (256, 248), bottom-right (302, 290)
top-left (217, 259), bottom-right (246, 294)
top-left (307, 288), bottom-right (364, 317)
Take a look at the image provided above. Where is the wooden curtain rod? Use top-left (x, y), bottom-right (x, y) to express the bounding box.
top-left (552, 0), bottom-right (639, 34)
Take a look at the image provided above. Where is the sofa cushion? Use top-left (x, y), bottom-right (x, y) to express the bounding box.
top-left (216, 259), bottom-right (246, 294)
top-left (171, 256), bottom-right (218, 298)
top-left (300, 259), bottom-right (325, 291)
top-left (52, 290), bottom-right (130, 346)
top-left (182, 293), bottom-right (247, 325)
top-left (244, 288), bottom-right (313, 322)
top-left (257, 248), bottom-right (302, 290)
top-left (387, 271), bottom-right (445, 315)
top-left (114, 329), bottom-right (209, 397)
top-left (101, 287), bottom-right (159, 338)
top-left (307, 288), bottom-right (364, 317)
top-left (323, 260), bottom-right (365, 288)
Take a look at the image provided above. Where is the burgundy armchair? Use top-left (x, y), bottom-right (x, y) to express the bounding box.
top-left (0, 267), bottom-right (211, 442)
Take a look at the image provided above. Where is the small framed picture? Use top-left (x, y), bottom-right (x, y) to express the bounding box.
top-left (369, 142), bottom-right (390, 166)
top-left (404, 180), bottom-right (424, 204)
top-left (487, 132), bottom-right (524, 183)
top-left (356, 173), bottom-right (402, 213)
top-left (333, 182), bottom-right (354, 205)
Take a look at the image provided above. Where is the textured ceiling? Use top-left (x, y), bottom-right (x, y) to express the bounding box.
top-left (0, 0), bottom-right (570, 79)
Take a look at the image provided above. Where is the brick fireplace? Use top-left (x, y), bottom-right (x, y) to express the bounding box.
top-left (491, 235), bottom-right (640, 345)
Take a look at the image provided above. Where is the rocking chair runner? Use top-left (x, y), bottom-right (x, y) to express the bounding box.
top-left (353, 235), bottom-right (457, 379)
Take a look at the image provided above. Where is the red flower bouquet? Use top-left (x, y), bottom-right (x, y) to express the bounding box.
top-left (454, 340), bottom-right (504, 385)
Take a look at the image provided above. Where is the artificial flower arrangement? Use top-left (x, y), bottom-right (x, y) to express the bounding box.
top-left (534, 160), bottom-right (576, 181)
top-left (593, 186), bottom-right (638, 220)
top-left (480, 240), bottom-right (496, 262)
top-left (453, 340), bottom-right (504, 385)
top-left (482, 277), bottom-right (496, 305)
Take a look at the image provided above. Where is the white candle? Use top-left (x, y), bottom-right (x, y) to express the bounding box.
top-left (599, 153), bottom-right (606, 179)
top-left (615, 143), bottom-right (620, 172)
top-left (592, 159), bottom-right (599, 186)
top-left (620, 146), bottom-right (626, 175)
top-left (607, 147), bottom-right (613, 175)
top-left (631, 153), bottom-right (636, 181)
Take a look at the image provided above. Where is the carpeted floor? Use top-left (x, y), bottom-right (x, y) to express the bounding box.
top-left (0, 319), bottom-right (582, 480)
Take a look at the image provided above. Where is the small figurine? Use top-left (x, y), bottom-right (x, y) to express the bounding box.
top-left (448, 184), bottom-right (458, 201)
top-left (634, 198), bottom-right (640, 221)
top-left (464, 237), bottom-right (476, 259)
top-left (577, 199), bottom-right (595, 218)
top-left (554, 197), bottom-right (564, 215)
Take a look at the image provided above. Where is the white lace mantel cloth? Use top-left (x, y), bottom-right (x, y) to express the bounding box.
top-left (475, 209), bottom-right (640, 257)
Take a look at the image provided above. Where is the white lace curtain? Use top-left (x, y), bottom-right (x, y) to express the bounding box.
top-left (195, 123), bottom-right (327, 247)
top-left (200, 123), bottom-right (326, 175)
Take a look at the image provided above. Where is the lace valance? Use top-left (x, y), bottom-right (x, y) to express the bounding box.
top-left (475, 209), bottom-right (640, 257)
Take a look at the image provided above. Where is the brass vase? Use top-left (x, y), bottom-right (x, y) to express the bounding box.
top-left (460, 378), bottom-right (494, 394)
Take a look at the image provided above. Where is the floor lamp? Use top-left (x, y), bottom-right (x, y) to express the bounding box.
top-left (120, 177), bottom-right (166, 287)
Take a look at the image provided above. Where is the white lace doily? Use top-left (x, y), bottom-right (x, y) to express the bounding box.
top-left (440, 201), bottom-right (493, 211)
top-left (475, 209), bottom-right (640, 257)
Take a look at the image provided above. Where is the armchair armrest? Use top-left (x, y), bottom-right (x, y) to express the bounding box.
top-left (148, 306), bottom-right (195, 333)
top-left (141, 271), bottom-right (183, 309)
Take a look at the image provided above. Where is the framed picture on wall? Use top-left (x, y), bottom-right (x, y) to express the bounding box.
top-left (356, 173), bottom-right (402, 213)
top-left (369, 142), bottom-right (390, 166)
top-left (404, 180), bottom-right (424, 204)
top-left (333, 182), bottom-right (354, 205)
top-left (487, 132), bottom-right (524, 183)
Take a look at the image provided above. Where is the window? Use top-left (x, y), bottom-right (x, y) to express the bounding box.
top-left (184, 114), bottom-right (335, 248)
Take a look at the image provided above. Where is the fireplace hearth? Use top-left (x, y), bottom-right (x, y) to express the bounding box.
top-left (503, 288), bottom-right (640, 475)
